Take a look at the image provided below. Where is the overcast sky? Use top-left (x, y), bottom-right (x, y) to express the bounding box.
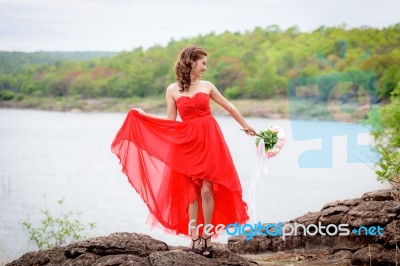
top-left (0, 0), bottom-right (399, 52)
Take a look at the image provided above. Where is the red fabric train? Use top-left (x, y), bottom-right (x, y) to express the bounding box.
top-left (111, 92), bottom-right (249, 236)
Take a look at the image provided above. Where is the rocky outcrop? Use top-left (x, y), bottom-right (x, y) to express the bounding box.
top-left (228, 188), bottom-right (400, 265)
top-left (7, 189), bottom-right (400, 265)
top-left (6, 232), bottom-right (256, 266)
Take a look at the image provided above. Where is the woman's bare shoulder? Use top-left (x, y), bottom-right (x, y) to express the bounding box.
top-left (166, 82), bottom-right (180, 98)
top-left (201, 80), bottom-right (216, 89)
top-left (200, 80), bottom-right (217, 94)
top-left (166, 82), bottom-right (179, 91)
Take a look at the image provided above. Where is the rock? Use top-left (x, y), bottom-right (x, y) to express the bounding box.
top-left (228, 235), bottom-right (266, 253)
top-left (319, 205), bottom-right (350, 225)
top-left (6, 246), bottom-right (66, 266)
top-left (344, 200), bottom-right (400, 227)
top-left (149, 249), bottom-right (256, 266)
top-left (322, 250), bottom-right (353, 265)
top-left (6, 232), bottom-right (255, 266)
top-left (8, 189), bottom-right (400, 266)
top-left (351, 244), bottom-right (398, 266)
top-left (270, 235), bottom-right (304, 252)
top-left (241, 250), bottom-right (353, 266)
top-left (290, 211), bottom-right (320, 225)
top-left (227, 188), bottom-right (400, 265)
top-left (94, 254), bottom-right (150, 266)
top-left (381, 220), bottom-right (400, 247)
top-left (321, 198), bottom-right (363, 210)
top-left (361, 189), bottom-right (398, 201)
top-left (65, 232), bottom-right (168, 258)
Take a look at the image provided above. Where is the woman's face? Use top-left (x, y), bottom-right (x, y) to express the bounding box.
top-left (191, 56), bottom-right (207, 79)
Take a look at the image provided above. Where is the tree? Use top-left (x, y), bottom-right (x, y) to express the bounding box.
top-left (369, 82), bottom-right (400, 187)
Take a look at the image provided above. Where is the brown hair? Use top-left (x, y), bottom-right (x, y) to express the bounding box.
top-left (174, 46), bottom-right (207, 92)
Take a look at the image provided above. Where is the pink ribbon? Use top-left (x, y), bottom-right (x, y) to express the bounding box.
top-left (248, 138), bottom-right (269, 223)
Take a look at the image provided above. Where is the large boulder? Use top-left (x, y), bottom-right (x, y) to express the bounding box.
top-left (228, 188), bottom-right (400, 265)
top-left (7, 232), bottom-right (256, 266)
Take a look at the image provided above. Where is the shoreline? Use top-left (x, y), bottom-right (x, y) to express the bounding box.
top-left (0, 96), bottom-right (289, 118)
top-left (0, 96), bottom-right (379, 121)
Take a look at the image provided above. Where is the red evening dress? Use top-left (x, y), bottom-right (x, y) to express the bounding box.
top-left (111, 92), bottom-right (249, 236)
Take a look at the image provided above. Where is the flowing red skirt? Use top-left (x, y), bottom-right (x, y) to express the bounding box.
top-left (111, 109), bottom-right (249, 236)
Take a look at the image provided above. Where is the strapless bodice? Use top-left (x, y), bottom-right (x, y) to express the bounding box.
top-left (176, 92), bottom-right (211, 121)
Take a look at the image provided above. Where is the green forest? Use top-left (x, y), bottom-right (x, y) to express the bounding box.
top-left (0, 24), bottom-right (399, 103)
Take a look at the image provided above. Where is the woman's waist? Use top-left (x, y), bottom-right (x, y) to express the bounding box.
top-left (181, 114), bottom-right (213, 122)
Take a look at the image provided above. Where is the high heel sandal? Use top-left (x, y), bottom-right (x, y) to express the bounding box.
top-left (187, 236), bottom-right (201, 254)
top-left (201, 235), bottom-right (214, 258)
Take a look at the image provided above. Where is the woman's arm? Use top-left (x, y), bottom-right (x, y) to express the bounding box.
top-left (208, 82), bottom-right (256, 136)
top-left (131, 85), bottom-right (177, 121)
top-left (165, 86), bottom-right (177, 120)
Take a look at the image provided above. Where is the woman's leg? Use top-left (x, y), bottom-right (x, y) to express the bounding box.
top-left (201, 180), bottom-right (214, 256)
top-left (201, 180), bottom-right (214, 228)
top-left (188, 197), bottom-right (201, 250)
top-left (188, 198), bottom-right (199, 237)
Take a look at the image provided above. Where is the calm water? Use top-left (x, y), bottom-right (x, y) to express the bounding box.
top-left (0, 109), bottom-right (384, 263)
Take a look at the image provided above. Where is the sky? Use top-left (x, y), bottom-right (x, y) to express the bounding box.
top-left (0, 0), bottom-right (399, 52)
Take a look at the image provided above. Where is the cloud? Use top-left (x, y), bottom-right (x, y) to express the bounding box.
top-left (0, 0), bottom-right (398, 51)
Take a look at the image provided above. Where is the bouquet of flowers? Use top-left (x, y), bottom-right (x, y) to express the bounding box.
top-left (254, 124), bottom-right (285, 158)
top-left (245, 124), bottom-right (286, 222)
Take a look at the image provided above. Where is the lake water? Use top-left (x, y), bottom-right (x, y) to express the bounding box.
top-left (0, 108), bottom-right (384, 263)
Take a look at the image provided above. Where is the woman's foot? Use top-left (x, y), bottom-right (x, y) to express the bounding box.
top-left (187, 236), bottom-right (201, 254)
top-left (201, 235), bottom-right (213, 258)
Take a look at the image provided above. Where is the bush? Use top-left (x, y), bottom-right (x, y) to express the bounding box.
top-left (15, 94), bottom-right (25, 101)
top-left (0, 89), bottom-right (16, 100)
top-left (368, 82), bottom-right (400, 187)
top-left (22, 198), bottom-right (96, 250)
top-left (224, 86), bottom-right (242, 99)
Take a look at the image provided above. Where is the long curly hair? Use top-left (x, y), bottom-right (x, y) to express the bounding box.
top-left (174, 46), bottom-right (207, 92)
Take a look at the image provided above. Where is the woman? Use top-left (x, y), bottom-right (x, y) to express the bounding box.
top-left (111, 46), bottom-right (256, 258)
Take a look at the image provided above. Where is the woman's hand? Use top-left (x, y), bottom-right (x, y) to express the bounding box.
top-left (243, 126), bottom-right (256, 136)
top-left (131, 107), bottom-right (146, 115)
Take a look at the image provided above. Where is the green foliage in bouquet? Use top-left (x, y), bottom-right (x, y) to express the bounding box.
top-left (255, 130), bottom-right (278, 151)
